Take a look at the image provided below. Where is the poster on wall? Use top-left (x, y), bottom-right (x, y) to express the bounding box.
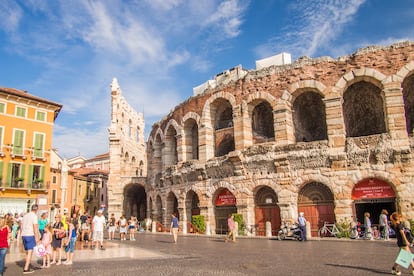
top-left (352, 178), bottom-right (396, 200)
top-left (215, 189), bottom-right (236, 206)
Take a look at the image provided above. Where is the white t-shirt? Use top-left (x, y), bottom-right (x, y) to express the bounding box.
top-left (21, 212), bottom-right (38, 236)
top-left (92, 215), bottom-right (106, 232)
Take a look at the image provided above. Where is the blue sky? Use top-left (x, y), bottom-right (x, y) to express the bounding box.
top-left (0, 0), bottom-right (413, 159)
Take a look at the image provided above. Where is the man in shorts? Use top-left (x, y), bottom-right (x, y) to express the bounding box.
top-left (92, 210), bottom-right (106, 250)
top-left (21, 204), bottom-right (40, 274)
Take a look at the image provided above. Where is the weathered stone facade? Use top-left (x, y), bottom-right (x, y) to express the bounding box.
top-left (107, 78), bottom-right (147, 219)
top-left (143, 41), bottom-right (414, 237)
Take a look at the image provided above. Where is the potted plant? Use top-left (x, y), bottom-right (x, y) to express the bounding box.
top-left (14, 177), bottom-right (24, 188)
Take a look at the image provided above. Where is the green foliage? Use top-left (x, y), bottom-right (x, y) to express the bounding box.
top-left (335, 218), bottom-right (353, 238)
top-left (191, 215), bottom-right (206, 233)
top-left (233, 213), bottom-right (245, 235)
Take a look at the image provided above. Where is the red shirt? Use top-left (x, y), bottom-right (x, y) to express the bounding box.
top-left (0, 226), bottom-right (9, 248)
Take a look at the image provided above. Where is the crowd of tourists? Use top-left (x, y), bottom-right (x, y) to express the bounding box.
top-left (0, 206), bottom-right (154, 274)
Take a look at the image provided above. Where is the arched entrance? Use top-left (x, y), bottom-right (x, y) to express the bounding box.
top-left (214, 188), bottom-right (237, 234)
top-left (254, 186), bottom-right (280, 236)
top-left (352, 178), bottom-right (396, 225)
top-left (298, 182), bottom-right (335, 237)
top-left (166, 192), bottom-right (178, 220)
top-left (185, 190), bottom-right (200, 233)
top-left (123, 184), bottom-right (147, 220)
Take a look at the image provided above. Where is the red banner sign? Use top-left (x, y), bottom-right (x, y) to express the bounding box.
top-left (352, 178), bottom-right (395, 200)
top-left (215, 189), bottom-right (236, 206)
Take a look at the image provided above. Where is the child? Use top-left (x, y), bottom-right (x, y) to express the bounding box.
top-left (41, 224), bottom-right (52, 268)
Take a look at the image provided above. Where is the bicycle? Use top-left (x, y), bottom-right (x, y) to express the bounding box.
top-left (318, 221), bottom-right (342, 238)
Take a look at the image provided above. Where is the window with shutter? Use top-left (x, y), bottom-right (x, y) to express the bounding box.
top-left (16, 106), bottom-right (26, 117)
top-left (33, 133), bottom-right (44, 158)
top-left (13, 129), bottom-right (24, 155)
top-left (0, 102), bottom-right (5, 113)
top-left (36, 111), bottom-right (46, 121)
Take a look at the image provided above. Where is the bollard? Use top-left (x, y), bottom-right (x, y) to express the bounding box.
top-left (266, 221), bottom-right (272, 237)
top-left (152, 221), bottom-right (156, 233)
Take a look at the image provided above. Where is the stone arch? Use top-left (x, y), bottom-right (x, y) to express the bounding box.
top-left (213, 187), bottom-right (237, 234)
top-left (200, 92), bottom-right (237, 160)
top-left (183, 117), bottom-right (199, 161)
top-left (253, 185), bottom-right (280, 236)
top-left (298, 181), bottom-right (335, 237)
top-left (123, 183), bottom-right (147, 220)
top-left (342, 79), bottom-right (386, 137)
top-left (351, 177), bottom-right (397, 226)
top-left (155, 195), bottom-right (163, 223)
top-left (166, 191), bottom-right (179, 220)
top-left (164, 123), bottom-right (178, 166)
top-left (400, 62), bottom-right (414, 135)
top-left (247, 99), bottom-right (275, 144)
top-left (185, 190), bottom-right (201, 233)
top-left (292, 90), bottom-right (328, 142)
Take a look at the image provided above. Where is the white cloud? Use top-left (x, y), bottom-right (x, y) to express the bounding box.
top-left (254, 0), bottom-right (366, 59)
top-left (0, 2), bottom-right (22, 32)
top-left (204, 0), bottom-right (248, 39)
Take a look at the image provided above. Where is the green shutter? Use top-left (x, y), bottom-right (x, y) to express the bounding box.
top-left (36, 111), bottom-right (45, 121)
top-left (0, 161), bottom-right (3, 181)
top-left (21, 164), bottom-right (26, 185)
top-left (41, 166), bottom-right (45, 179)
top-left (16, 107), bottom-right (26, 117)
top-left (34, 133), bottom-right (44, 157)
top-left (0, 103), bottom-right (4, 113)
top-left (0, 127), bottom-right (3, 146)
top-left (6, 163), bottom-right (12, 186)
top-left (28, 165), bottom-right (34, 182)
top-left (13, 130), bottom-right (24, 155)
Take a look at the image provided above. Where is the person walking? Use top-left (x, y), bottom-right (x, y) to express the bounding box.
top-left (128, 216), bottom-right (137, 241)
top-left (91, 210), bottom-right (106, 250)
top-left (170, 213), bottom-right (179, 243)
top-left (225, 214), bottom-right (236, 243)
top-left (390, 212), bottom-right (414, 275)
top-left (21, 204), bottom-right (40, 274)
top-left (108, 213), bottom-right (116, 240)
top-left (379, 209), bottom-right (390, 240)
top-left (0, 215), bottom-right (11, 276)
top-left (50, 214), bottom-right (64, 265)
top-left (118, 215), bottom-right (127, 241)
top-left (363, 212), bottom-right (373, 240)
top-left (298, 212), bottom-right (307, 241)
top-left (63, 222), bottom-right (77, 265)
top-left (38, 212), bottom-right (48, 240)
top-left (79, 212), bottom-right (88, 242)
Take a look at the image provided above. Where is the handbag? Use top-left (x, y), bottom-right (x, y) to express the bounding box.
top-left (34, 244), bottom-right (46, 258)
top-left (395, 249), bottom-right (414, 269)
top-left (56, 230), bottom-right (66, 239)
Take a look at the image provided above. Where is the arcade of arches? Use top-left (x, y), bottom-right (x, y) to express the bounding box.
top-left (108, 42), bottom-right (414, 238)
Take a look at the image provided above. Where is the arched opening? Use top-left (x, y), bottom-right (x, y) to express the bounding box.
top-left (352, 178), bottom-right (396, 226)
top-left (214, 188), bottom-right (237, 234)
top-left (167, 192), bottom-right (179, 220)
top-left (252, 101), bottom-right (275, 143)
top-left (123, 184), bottom-right (147, 221)
top-left (185, 190), bottom-right (200, 233)
top-left (403, 73), bottom-right (414, 135)
top-left (155, 195), bottom-right (163, 223)
top-left (293, 91), bottom-right (327, 142)
top-left (211, 98), bottom-right (234, 157)
top-left (343, 81), bottom-right (386, 137)
top-left (254, 186), bottom-right (280, 236)
top-left (298, 182), bottom-right (335, 237)
top-left (184, 118), bottom-right (199, 160)
top-left (164, 125), bottom-right (178, 166)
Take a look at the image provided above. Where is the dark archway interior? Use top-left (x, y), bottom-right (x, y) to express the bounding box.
top-left (403, 74), bottom-right (414, 135)
top-left (293, 91), bottom-right (328, 142)
top-left (124, 184), bottom-right (147, 220)
top-left (343, 81), bottom-right (386, 137)
top-left (216, 134), bottom-right (235, 157)
top-left (252, 101), bottom-right (275, 143)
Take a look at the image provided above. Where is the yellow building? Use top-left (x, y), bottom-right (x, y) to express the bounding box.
top-left (0, 87), bottom-right (62, 214)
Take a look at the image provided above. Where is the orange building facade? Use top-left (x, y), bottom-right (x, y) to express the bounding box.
top-left (0, 87), bottom-right (62, 215)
